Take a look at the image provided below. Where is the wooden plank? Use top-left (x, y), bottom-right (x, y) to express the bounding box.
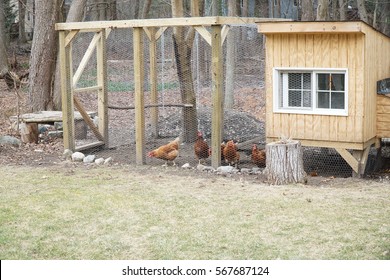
top-left (59, 31), bottom-right (75, 151)
top-left (56, 16), bottom-right (272, 31)
top-left (305, 34), bottom-right (314, 67)
top-left (194, 26), bottom-right (211, 46)
top-left (258, 21), bottom-right (365, 35)
top-left (65, 30), bottom-right (79, 47)
top-left (72, 29), bottom-right (112, 87)
top-left (211, 25), bottom-right (223, 169)
top-left (75, 141), bottom-right (105, 152)
top-left (221, 25), bottom-right (230, 45)
top-left (72, 32), bottom-right (102, 87)
top-left (377, 114), bottom-right (390, 122)
top-left (73, 85), bottom-right (102, 93)
top-left (73, 96), bottom-right (104, 141)
top-left (335, 148), bottom-right (359, 173)
top-left (96, 29), bottom-right (108, 146)
top-left (133, 27), bottom-right (146, 165)
top-left (265, 137), bottom-right (372, 150)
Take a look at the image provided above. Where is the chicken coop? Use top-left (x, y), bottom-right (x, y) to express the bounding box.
top-left (55, 16), bottom-right (277, 168)
top-left (257, 21), bottom-right (390, 176)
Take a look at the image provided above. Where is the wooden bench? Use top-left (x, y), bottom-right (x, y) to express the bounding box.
top-left (10, 111), bottom-right (97, 143)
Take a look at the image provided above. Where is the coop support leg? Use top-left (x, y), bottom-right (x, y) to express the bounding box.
top-left (335, 147), bottom-right (370, 178)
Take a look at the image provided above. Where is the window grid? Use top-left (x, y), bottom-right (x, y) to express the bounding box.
top-left (274, 68), bottom-right (348, 116)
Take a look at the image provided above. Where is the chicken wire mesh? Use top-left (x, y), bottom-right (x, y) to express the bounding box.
top-left (68, 23), bottom-right (388, 178)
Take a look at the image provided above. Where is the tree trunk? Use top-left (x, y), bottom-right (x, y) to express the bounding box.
top-left (265, 140), bottom-right (307, 185)
top-left (171, 0), bottom-right (199, 143)
top-left (316, 0), bottom-right (329, 20)
top-left (356, 0), bottom-right (369, 23)
top-left (224, 0), bottom-right (237, 109)
top-left (338, 0), bottom-right (346, 21)
top-left (0, 0), bottom-right (9, 77)
top-left (301, 0), bottom-right (315, 21)
top-left (53, 0), bottom-right (88, 110)
top-left (28, 0), bottom-right (61, 111)
top-left (18, 0), bottom-right (27, 44)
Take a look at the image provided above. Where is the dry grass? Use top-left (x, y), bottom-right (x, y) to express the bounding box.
top-left (0, 164), bottom-right (389, 260)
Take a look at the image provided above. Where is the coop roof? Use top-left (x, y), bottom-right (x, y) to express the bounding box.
top-left (257, 20), bottom-right (390, 39)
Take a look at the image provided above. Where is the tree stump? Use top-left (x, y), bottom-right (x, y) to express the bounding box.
top-left (265, 140), bottom-right (306, 185)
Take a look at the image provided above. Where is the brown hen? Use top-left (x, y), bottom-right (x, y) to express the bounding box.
top-left (251, 144), bottom-right (266, 167)
top-left (223, 140), bottom-right (240, 167)
top-left (194, 131), bottom-right (209, 164)
top-left (147, 137), bottom-right (180, 166)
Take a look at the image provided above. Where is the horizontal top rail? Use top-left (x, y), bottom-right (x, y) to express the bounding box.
top-left (55, 16), bottom-right (288, 31)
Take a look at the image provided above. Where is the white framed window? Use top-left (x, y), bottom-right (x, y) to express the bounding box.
top-left (273, 68), bottom-right (348, 116)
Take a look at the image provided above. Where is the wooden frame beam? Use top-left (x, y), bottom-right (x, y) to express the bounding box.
top-left (56, 16), bottom-right (279, 31)
top-left (96, 28), bottom-right (108, 146)
top-left (133, 27), bottom-right (146, 165)
top-left (59, 30), bottom-right (75, 151)
top-left (211, 25), bottom-right (223, 168)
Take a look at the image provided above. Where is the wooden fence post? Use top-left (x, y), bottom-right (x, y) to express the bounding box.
top-left (265, 140), bottom-right (307, 185)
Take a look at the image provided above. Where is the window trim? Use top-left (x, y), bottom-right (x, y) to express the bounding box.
top-left (273, 67), bottom-right (349, 116)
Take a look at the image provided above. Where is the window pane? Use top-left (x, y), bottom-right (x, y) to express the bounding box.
top-left (288, 73), bottom-right (302, 89)
top-left (317, 91), bottom-right (330, 108)
top-left (303, 73), bottom-right (311, 89)
top-left (288, 90), bottom-right (302, 107)
top-left (331, 92), bottom-right (345, 109)
top-left (331, 74), bottom-right (344, 91)
top-left (317, 74), bottom-right (330, 90)
top-left (303, 90), bottom-right (311, 107)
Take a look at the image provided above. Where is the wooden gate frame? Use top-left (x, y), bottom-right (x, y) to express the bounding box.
top-left (56, 16), bottom-right (281, 167)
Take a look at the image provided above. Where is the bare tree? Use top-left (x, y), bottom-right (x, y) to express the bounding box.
top-left (0, 0), bottom-right (9, 77)
top-left (28, 0), bottom-right (61, 111)
top-left (171, 0), bottom-right (203, 143)
top-left (356, 0), bottom-right (369, 23)
top-left (224, 0), bottom-right (237, 109)
top-left (301, 0), bottom-right (315, 21)
top-left (18, 0), bottom-right (27, 44)
top-left (53, 0), bottom-right (88, 109)
top-left (316, 0), bottom-right (329, 20)
top-left (338, 0), bottom-right (347, 20)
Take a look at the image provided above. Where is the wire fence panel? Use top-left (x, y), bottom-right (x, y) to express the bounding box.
top-left (68, 23), bottom-right (387, 177)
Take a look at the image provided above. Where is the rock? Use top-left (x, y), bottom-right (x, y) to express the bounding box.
top-left (104, 157), bottom-right (113, 165)
top-left (216, 165), bottom-right (235, 173)
top-left (83, 155), bottom-right (96, 163)
top-left (54, 122), bottom-right (63, 130)
top-left (0, 135), bottom-right (21, 147)
top-left (95, 158), bottom-right (104, 165)
top-left (48, 131), bottom-right (63, 138)
top-left (240, 168), bottom-right (252, 174)
top-left (63, 149), bottom-right (73, 160)
top-left (202, 166), bottom-right (215, 172)
top-left (252, 167), bottom-right (262, 174)
top-left (72, 152), bottom-right (85, 162)
top-left (181, 163), bottom-right (191, 169)
top-left (196, 164), bottom-right (205, 171)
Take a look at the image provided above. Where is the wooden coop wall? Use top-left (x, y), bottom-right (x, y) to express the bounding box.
top-left (264, 32), bottom-right (369, 149)
top-left (364, 27), bottom-right (390, 139)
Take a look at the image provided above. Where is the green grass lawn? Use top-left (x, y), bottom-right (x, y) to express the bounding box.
top-left (0, 165), bottom-right (389, 260)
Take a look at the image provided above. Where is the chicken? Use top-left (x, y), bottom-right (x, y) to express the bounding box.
top-left (223, 140), bottom-right (240, 167)
top-left (251, 144), bottom-right (266, 167)
top-left (147, 137), bottom-right (180, 166)
top-left (194, 131), bottom-right (209, 164)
